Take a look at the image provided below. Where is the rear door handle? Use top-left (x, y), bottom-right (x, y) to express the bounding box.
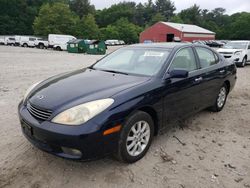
top-left (195, 77), bottom-right (203, 82)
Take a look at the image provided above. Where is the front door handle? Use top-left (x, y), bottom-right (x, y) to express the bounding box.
top-left (195, 77), bottom-right (203, 82)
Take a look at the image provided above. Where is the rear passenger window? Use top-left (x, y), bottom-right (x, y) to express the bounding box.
top-left (169, 47), bottom-right (197, 72)
top-left (196, 47), bottom-right (218, 68)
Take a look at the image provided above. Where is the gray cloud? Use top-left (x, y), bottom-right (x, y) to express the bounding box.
top-left (91, 0), bottom-right (250, 14)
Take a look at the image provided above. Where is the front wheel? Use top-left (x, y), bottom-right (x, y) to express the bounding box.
top-left (239, 57), bottom-right (247, 67)
top-left (116, 111), bottom-right (154, 163)
top-left (210, 84), bottom-right (228, 112)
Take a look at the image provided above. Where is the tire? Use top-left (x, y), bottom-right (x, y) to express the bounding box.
top-left (23, 43), bottom-right (28, 47)
top-left (39, 43), bottom-right (44, 49)
top-left (56, 46), bottom-right (61, 51)
top-left (210, 84), bottom-right (228, 112)
top-left (239, 57), bottom-right (247, 67)
top-left (116, 111), bottom-right (154, 163)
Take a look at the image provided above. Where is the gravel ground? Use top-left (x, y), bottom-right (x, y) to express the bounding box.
top-left (0, 45), bottom-right (250, 188)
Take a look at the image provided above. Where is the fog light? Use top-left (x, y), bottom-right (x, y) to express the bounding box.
top-left (61, 147), bottom-right (82, 157)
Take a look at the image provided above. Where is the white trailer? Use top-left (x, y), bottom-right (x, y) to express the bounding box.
top-left (48, 34), bottom-right (76, 51)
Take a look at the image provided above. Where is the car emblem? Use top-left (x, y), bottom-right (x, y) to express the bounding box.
top-left (37, 95), bottom-right (44, 100)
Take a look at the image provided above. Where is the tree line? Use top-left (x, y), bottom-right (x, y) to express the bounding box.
top-left (0, 0), bottom-right (249, 43)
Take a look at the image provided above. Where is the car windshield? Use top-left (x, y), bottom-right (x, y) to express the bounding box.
top-left (223, 42), bottom-right (248, 49)
top-left (93, 48), bottom-right (170, 76)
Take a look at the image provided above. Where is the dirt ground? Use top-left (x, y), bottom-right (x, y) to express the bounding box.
top-left (0, 45), bottom-right (250, 188)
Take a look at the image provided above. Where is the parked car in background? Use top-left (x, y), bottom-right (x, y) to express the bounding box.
top-left (193, 40), bottom-right (206, 45)
top-left (143, 40), bottom-right (153, 43)
top-left (35, 38), bottom-right (49, 49)
top-left (0, 36), bottom-right (5, 45)
top-left (105, 40), bottom-right (118, 46)
top-left (5, 36), bottom-right (15, 46)
top-left (18, 43), bottom-right (236, 163)
top-left (119, 40), bottom-right (125, 45)
top-left (14, 35), bottom-right (22, 46)
top-left (48, 34), bottom-right (76, 51)
top-left (105, 40), bottom-right (125, 46)
top-left (217, 41), bottom-right (250, 67)
top-left (20, 36), bottom-right (39, 47)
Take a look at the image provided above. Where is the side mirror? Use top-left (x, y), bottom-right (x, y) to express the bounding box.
top-left (169, 69), bottom-right (189, 78)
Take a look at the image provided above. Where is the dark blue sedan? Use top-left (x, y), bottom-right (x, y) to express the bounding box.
top-left (18, 43), bottom-right (237, 163)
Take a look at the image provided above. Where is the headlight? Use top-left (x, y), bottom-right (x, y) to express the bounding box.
top-left (23, 81), bottom-right (42, 101)
top-left (234, 51), bottom-right (242, 55)
top-left (51, 98), bottom-right (114, 125)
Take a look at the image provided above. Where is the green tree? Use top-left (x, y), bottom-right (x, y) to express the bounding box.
top-left (155, 0), bottom-right (176, 21)
top-left (0, 0), bottom-right (40, 35)
top-left (228, 12), bottom-right (250, 39)
top-left (142, 0), bottom-right (157, 24)
top-left (149, 13), bottom-right (165, 25)
top-left (76, 14), bottom-right (99, 39)
top-left (69, 0), bottom-right (95, 18)
top-left (95, 2), bottom-right (136, 27)
top-left (134, 3), bottom-right (146, 26)
top-left (100, 25), bottom-right (119, 40)
top-left (179, 4), bottom-right (202, 25)
top-left (33, 2), bottom-right (78, 36)
top-left (169, 15), bottom-right (184, 23)
top-left (114, 18), bottom-right (143, 43)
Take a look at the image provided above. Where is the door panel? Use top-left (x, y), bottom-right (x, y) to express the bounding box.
top-left (163, 47), bottom-right (202, 125)
top-left (194, 47), bottom-right (226, 109)
top-left (163, 72), bottom-right (204, 124)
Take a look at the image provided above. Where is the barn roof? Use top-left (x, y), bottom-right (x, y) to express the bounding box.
top-left (161, 22), bottom-right (215, 34)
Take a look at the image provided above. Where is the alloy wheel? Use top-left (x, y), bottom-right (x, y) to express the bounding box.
top-left (217, 87), bottom-right (226, 108)
top-left (126, 121), bottom-right (150, 157)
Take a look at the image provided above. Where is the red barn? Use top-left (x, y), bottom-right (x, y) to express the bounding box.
top-left (140, 22), bottom-right (215, 43)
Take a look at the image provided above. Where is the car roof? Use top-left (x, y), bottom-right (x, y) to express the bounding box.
top-left (129, 42), bottom-right (193, 49)
top-left (228, 40), bottom-right (249, 43)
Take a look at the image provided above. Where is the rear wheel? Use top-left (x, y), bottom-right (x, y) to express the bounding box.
top-left (23, 43), bottom-right (28, 47)
top-left (116, 111), bottom-right (154, 163)
top-left (210, 84), bottom-right (228, 112)
top-left (56, 46), bottom-right (61, 51)
top-left (39, 43), bottom-right (44, 49)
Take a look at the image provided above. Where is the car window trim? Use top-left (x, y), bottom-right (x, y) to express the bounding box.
top-left (164, 46), bottom-right (199, 76)
top-left (194, 46), bottom-right (221, 70)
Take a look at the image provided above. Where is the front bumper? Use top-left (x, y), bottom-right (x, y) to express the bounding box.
top-left (221, 55), bottom-right (243, 65)
top-left (18, 102), bottom-right (119, 160)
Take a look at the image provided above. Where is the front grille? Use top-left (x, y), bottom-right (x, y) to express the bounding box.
top-left (27, 103), bottom-right (52, 120)
top-left (219, 52), bottom-right (233, 55)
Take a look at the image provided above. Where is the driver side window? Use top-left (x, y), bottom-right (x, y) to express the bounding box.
top-left (169, 47), bottom-right (197, 72)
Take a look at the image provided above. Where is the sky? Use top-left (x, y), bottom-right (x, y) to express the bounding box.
top-left (91, 0), bottom-right (250, 15)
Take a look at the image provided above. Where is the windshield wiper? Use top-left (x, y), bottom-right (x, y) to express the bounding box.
top-left (100, 69), bottom-right (129, 75)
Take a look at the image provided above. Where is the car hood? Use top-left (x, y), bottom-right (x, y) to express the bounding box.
top-left (28, 69), bottom-right (149, 110)
top-left (217, 48), bottom-right (244, 53)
